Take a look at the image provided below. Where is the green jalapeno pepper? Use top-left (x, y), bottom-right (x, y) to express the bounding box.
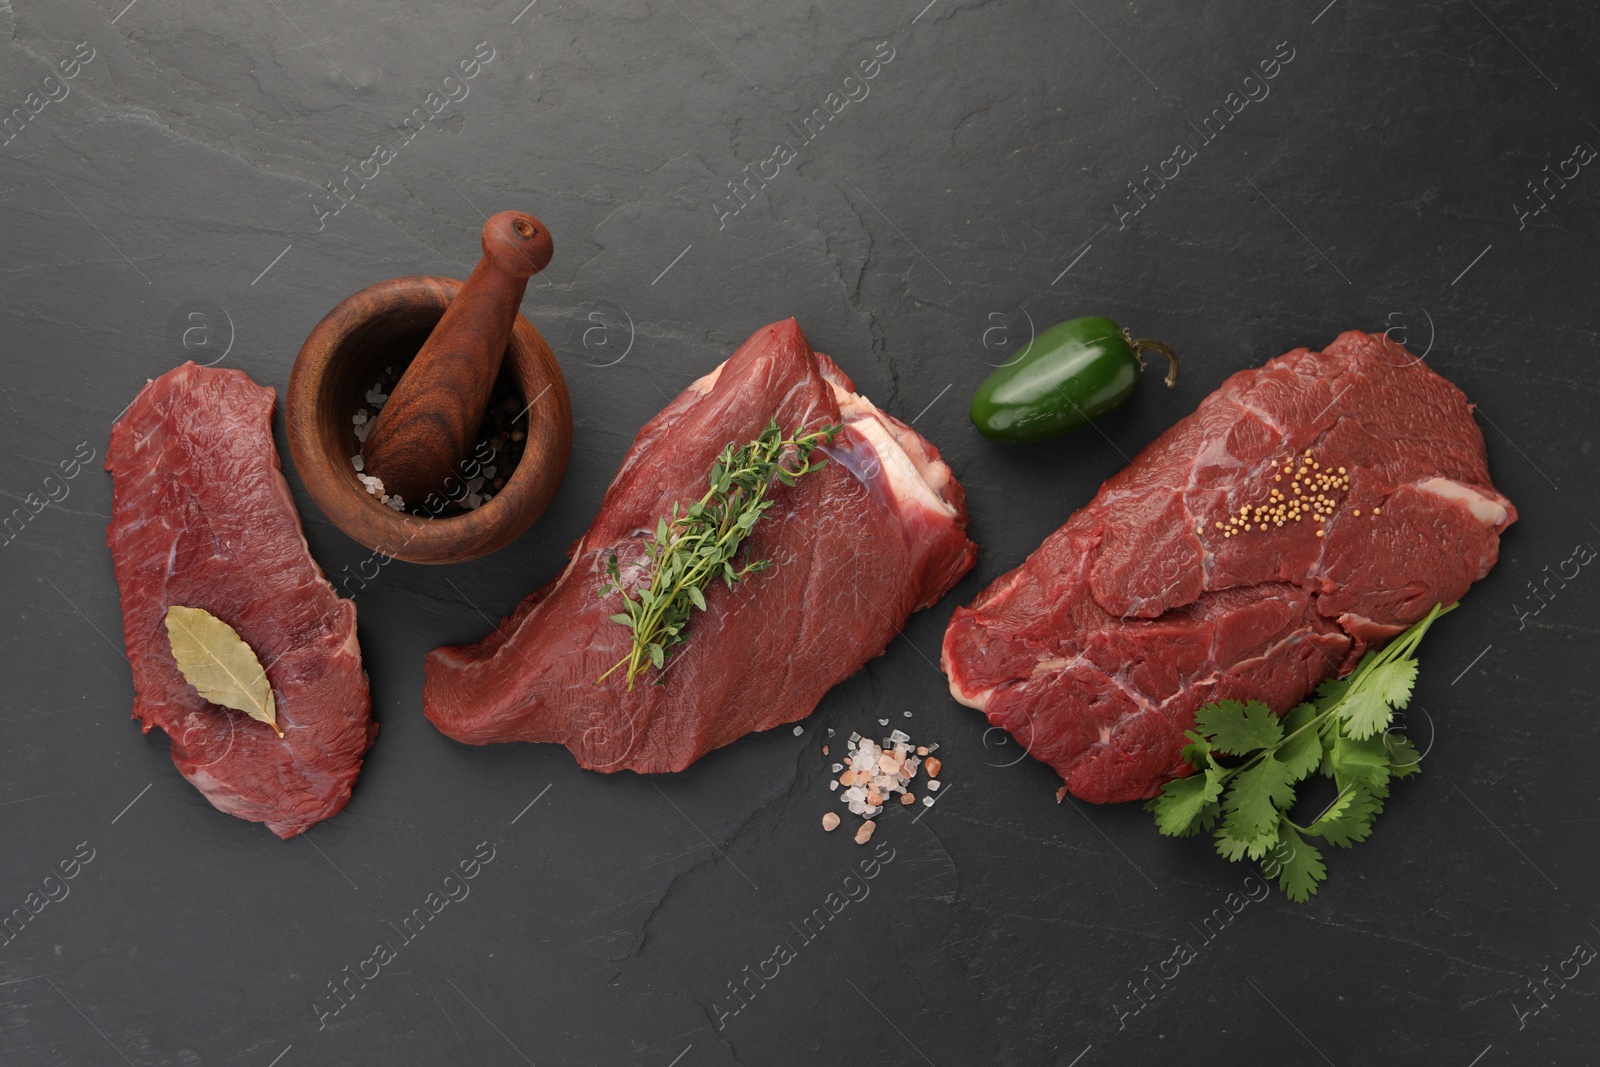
top-left (969, 316), bottom-right (1179, 442)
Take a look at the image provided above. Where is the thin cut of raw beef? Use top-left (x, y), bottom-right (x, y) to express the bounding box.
top-left (107, 363), bottom-right (375, 838)
top-left (425, 318), bottom-right (976, 771)
top-left (942, 331), bottom-right (1516, 804)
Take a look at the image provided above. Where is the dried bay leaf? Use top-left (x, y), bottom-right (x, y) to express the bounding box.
top-left (163, 605), bottom-right (282, 737)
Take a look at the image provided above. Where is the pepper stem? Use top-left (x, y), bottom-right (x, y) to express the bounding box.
top-left (1125, 331), bottom-right (1180, 388)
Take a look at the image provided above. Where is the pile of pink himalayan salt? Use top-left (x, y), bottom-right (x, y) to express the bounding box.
top-left (820, 727), bottom-right (944, 844)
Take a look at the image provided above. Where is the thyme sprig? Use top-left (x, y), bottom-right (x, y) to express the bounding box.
top-left (598, 418), bottom-right (842, 689)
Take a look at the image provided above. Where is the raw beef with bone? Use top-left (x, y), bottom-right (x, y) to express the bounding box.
top-left (942, 331), bottom-right (1515, 804)
top-left (425, 319), bottom-right (976, 771)
top-left (107, 363), bottom-right (375, 838)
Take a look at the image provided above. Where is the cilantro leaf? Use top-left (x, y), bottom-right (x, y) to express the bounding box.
top-left (1311, 675), bottom-right (1350, 711)
top-left (1367, 657), bottom-right (1418, 709)
top-left (1144, 602), bottom-right (1452, 903)
top-left (1340, 652), bottom-right (1421, 738)
top-left (1306, 784), bottom-right (1358, 829)
top-left (1277, 701), bottom-right (1324, 782)
top-left (1240, 826), bottom-right (1284, 861)
top-left (1179, 729), bottom-right (1213, 770)
top-left (1216, 818), bottom-right (1284, 861)
top-left (1326, 733), bottom-right (1392, 797)
top-left (1147, 769), bottom-right (1224, 837)
top-left (1221, 755), bottom-right (1295, 842)
top-left (1311, 783), bottom-right (1382, 848)
top-left (1338, 682), bottom-right (1394, 740)
top-left (1272, 823), bottom-right (1327, 903)
top-left (1195, 699), bottom-right (1283, 756)
top-left (1383, 731), bottom-right (1424, 779)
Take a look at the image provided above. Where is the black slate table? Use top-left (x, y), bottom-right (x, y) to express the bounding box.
top-left (2, 1), bottom-right (1596, 1064)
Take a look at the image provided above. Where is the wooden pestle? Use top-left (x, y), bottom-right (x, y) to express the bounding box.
top-left (362, 211), bottom-right (553, 506)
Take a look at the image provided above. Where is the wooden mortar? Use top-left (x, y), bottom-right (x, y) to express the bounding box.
top-left (286, 225), bottom-right (571, 564)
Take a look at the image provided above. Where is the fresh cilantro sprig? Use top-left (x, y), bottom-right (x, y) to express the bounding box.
top-left (1146, 602), bottom-right (1454, 902)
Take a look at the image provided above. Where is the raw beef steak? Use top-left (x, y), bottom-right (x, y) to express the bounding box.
top-left (425, 319), bottom-right (976, 772)
top-left (942, 331), bottom-right (1515, 804)
top-left (107, 363), bottom-right (375, 838)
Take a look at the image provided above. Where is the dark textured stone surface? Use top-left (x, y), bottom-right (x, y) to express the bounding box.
top-left (2, 1), bottom-right (1597, 1063)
